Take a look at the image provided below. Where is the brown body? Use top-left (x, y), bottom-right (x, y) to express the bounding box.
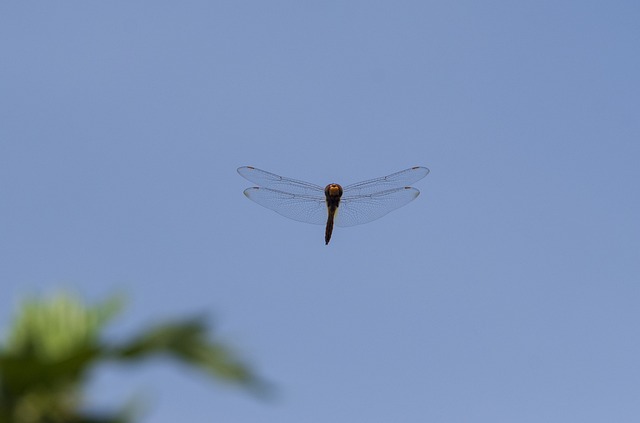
top-left (324, 183), bottom-right (343, 245)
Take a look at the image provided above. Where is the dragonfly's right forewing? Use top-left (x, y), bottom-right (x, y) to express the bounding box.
top-left (237, 166), bottom-right (325, 196)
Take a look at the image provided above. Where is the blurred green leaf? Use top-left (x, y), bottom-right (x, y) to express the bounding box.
top-left (109, 318), bottom-right (268, 394)
top-left (0, 292), bottom-right (269, 423)
top-left (5, 293), bottom-right (123, 360)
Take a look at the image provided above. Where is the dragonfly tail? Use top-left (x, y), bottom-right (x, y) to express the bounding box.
top-left (325, 212), bottom-right (335, 245)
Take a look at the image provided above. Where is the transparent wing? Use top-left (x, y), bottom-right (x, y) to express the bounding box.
top-left (343, 166), bottom-right (430, 196)
top-left (237, 166), bottom-right (324, 196)
top-left (334, 187), bottom-right (420, 227)
top-left (243, 187), bottom-right (327, 225)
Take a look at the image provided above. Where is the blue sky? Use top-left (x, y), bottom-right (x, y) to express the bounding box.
top-left (1, 1), bottom-right (639, 422)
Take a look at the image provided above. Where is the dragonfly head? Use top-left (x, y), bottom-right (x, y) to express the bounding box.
top-left (324, 183), bottom-right (343, 199)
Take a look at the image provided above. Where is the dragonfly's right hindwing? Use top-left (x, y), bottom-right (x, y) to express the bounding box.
top-left (243, 187), bottom-right (327, 225)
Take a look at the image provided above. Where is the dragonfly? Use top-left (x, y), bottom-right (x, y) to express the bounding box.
top-left (237, 166), bottom-right (430, 245)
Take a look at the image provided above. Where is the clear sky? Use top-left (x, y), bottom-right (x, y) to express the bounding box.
top-left (1, 1), bottom-right (639, 422)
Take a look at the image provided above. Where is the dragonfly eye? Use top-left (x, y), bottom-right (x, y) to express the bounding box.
top-left (324, 184), bottom-right (343, 197)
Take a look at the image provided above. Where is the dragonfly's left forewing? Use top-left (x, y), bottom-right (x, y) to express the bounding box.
top-left (343, 166), bottom-right (429, 196)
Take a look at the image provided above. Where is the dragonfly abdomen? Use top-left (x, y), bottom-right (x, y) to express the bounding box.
top-left (324, 184), bottom-right (343, 245)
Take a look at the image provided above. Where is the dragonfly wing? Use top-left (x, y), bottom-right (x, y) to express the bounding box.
top-left (343, 166), bottom-right (429, 196)
top-left (237, 166), bottom-right (324, 196)
top-left (243, 187), bottom-right (327, 225)
top-left (334, 187), bottom-right (420, 227)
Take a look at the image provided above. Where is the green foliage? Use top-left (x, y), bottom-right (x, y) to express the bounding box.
top-left (0, 293), bottom-right (265, 423)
